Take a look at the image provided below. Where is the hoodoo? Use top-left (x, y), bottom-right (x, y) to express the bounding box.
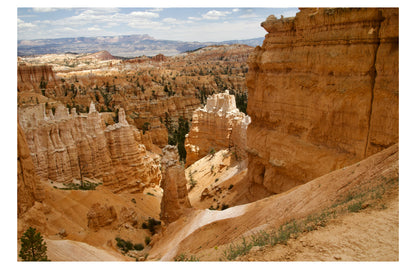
top-left (18, 102), bottom-right (161, 193)
top-left (185, 91), bottom-right (251, 166)
top-left (246, 8), bottom-right (398, 194)
top-left (160, 146), bottom-right (193, 224)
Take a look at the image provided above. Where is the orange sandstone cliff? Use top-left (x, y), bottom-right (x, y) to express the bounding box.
top-left (18, 64), bottom-right (57, 92)
top-left (246, 8), bottom-right (398, 194)
top-left (17, 123), bottom-right (44, 217)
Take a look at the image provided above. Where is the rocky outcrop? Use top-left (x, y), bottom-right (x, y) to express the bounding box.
top-left (18, 102), bottom-right (161, 193)
top-left (160, 146), bottom-right (192, 224)
top-left (18, 64), bottom-right (57, 92)
top-left (17, 123), bottom-right (44, 217)
top-left (87, 203), bottom-right (117, 231)
top-left (185, 91), bottom-right (251, 166)
top-left (119, 207), bottom-right (139, 228)
top-left (246, 8), bottom-right (399, 194)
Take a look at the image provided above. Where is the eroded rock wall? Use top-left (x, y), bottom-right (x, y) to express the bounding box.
top-left (18, 64), bottom-right (57, 92)
top-left (18, 102), bottom-right (161, 193)
top-left (246, 8), bottom-right (398, 194)
top-left (18, 123), bottom-right (44, 217)
top-left (185, 91), bottom-right (251, 166)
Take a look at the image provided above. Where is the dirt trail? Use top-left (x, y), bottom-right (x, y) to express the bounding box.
top-left (153, 204), bottom-right (248, 261)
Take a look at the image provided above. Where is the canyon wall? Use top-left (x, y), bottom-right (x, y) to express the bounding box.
top-left (246, 8), bottom-right (398, 194)
top-left (18, 102), bottom-right (161, 193)
top-left (18, 123), bottom-right (44, 217)
top-left (185, 91), bottom-right (251, 166)
top-left (160, 146), bottom-right (192, 224)
top-left (18, 64), bottom-right (57, 92)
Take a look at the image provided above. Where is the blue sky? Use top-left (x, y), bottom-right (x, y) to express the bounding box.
top-left (17, 7), bottom-right (299, 42)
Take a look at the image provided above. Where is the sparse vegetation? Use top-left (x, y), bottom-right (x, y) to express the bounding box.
top-left (141, 122), bottom-right (151, 134)
top-left (348, 201), bottom-right (363, 213)
top-left (174, 253), bottom-right (199, 261)
top-left (188, 171), bottom-right (197, 190)
top-left (134, 243), bottom-right (144, 251)
top-left (141, 217), bottom-right (161, 235)
top-left (222, 176), bottom-right (398, 260)
top-left (145, 236), bottom-right (151, 245)
top-left (165, 115), bottom-right (189, 162)
top-left (221, 204), bottom-right (229, 210)
top-left (115, 237), bottom-right (145, 253)
top-left (58, 180), bottom-right (101, 190)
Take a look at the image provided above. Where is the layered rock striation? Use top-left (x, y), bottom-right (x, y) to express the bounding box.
top-left (87, 203), bottom-right (118, 231)
top-left (18, 123), bottom-right (44, 217)
top-left (160, 146), bottom-right (192, 224)
top-left (18, 102), bottom-right (161, 193)
top-left (185, 91), bottom-right (251, 166)
top-left (18, 64), bottom-right (57, 92)
top-left (246, 8), bottom-right (399, 194)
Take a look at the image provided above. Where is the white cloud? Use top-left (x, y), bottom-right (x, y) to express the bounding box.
top-left (163, 18), bottom-right (179, 24)
top-left (188, 16), bottom-right (202, 21)
top-left (88, 27), bottom-right (101, 31)
top-left (17, 18), bottom-right (36, 29)
top-left (129, 11), bottom-right (159, 19)
top-left (148, 8), bottom-right (163, 12)
top-left (202, 10), bottom-right (231, 20)
top-left (63, 27), bottom-right (76, 32)
top-left (32, 8), bottom-right (57, 13)
top-left (232, 8), bottom-right (240, 12)
top-left (239, 13), bottom-right (259, 19)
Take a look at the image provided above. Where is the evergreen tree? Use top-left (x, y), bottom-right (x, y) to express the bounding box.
top-left (19, 227), bottom-right (49, 261)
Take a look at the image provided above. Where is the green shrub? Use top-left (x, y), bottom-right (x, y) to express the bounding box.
top-left (221, 204), bottom-right (229, 210)
top-left (223, 237), bottom-right (252, 261)
top-left (348, 201), bottom-right (363, 213)
top-left (142, 218), bottom-right (161, 235)
top-left (174, 253), bottom-right (199, 261)
top-left (134, 243), bottom-right (144, 251)
top-left (145, 236), bottom-right (151, 245)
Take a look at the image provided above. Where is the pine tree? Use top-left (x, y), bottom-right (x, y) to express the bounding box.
top-left (19, 227), bottom-right (49, 261)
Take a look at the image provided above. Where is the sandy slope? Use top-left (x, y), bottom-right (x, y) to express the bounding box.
top-left (18, 183), bottom-right (162, 261)
top-left (45, 239), bottom-right (128, 261)
top-left (148, 144), bottom-right (399, 261)
top-left (240, 185), bottom-right (399, 261)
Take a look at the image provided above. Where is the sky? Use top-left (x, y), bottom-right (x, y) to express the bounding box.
top-left (17, 7), bottom-right (299, 42)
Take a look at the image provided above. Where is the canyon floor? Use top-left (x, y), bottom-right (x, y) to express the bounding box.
top-left (17, 144), bottom-right (398, 261)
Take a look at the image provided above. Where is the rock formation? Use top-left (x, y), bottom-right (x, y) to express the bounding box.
top-left (185, 91), bottom-right (251, 166)
top-left (246, 8), bottom-right (398, 194)
top-left (87, 203), bottom-right (118, 231)
top-left (17, 123), bottom-right (44, 217)
top-left (160, 146), bottom-right (192, 224)
top-left (18, 64), bottom-right (57, 92)
top-left (18, 102), bottom-right (161, 193)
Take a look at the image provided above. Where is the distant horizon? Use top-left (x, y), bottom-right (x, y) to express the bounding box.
top-left (17, 32), bottom-right (265, 44)
top-left (17, 7), bottom-right (299, 42)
